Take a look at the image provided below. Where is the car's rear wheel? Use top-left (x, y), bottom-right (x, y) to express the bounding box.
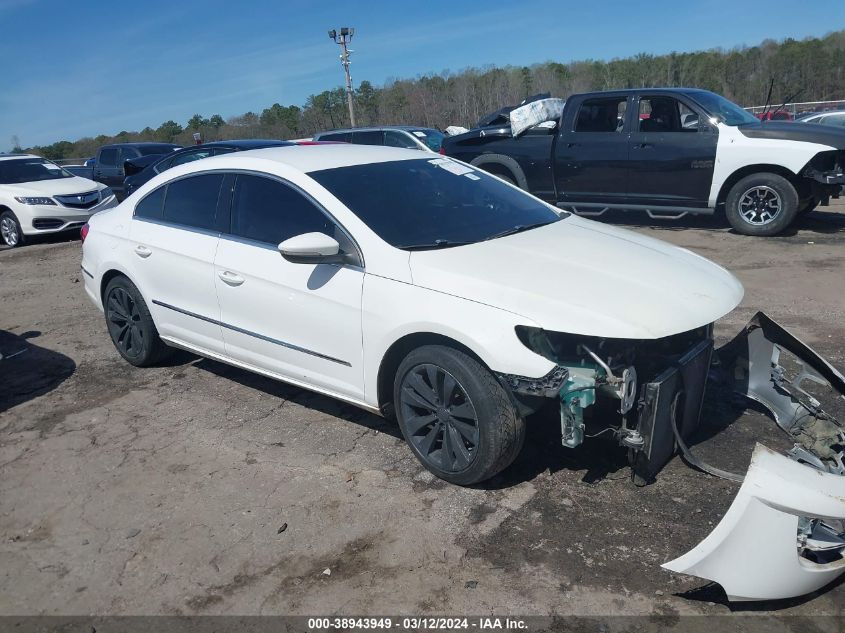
top-left (0, 210), bottom-right (24, 248)
top-left (103, 276), bottom-right (172, 367)
top-left (393, 345), bottom-right (525, 485)
top-left (725, 173), bottom-right (798, 236)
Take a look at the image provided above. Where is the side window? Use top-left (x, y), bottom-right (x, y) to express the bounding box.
top-left (384, 131), bottom-right (418, 149)
top-left (319, 132), bottom-right (351, 142)
top-left (639, 97), bottom-right (690, 133)
top-left (352, 130), bottom-right (384, 145)
top-left (574, 98), bottom-right (627, 132)
top-left (161, 174), bottom-right (224, 231)
top-left (98, 148), bottom-right (119, 166)
top-left (230, 175), bottom-right (335, 245)
top-left (134, 185), bottom-right (166, 220)
top-left (170, 149), bottom-right (212, 168)
top-left (153, 156), bottom-right (174, 174)
top-left (119, 147), bottom-right (139, 162)
top-left (213, 147), bottom-right (236, 156)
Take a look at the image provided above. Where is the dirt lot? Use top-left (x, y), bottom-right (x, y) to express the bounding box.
top-left (1, 203), bottom-right (844, 621)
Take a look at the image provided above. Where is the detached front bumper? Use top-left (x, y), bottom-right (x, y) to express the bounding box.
top-left (664, 313), bottom-right (845, 601)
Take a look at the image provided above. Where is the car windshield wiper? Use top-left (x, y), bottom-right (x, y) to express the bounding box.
top-left (396, 239), bottom-right (476, 251)
top-left (484, 220), bottom-right (554, 242)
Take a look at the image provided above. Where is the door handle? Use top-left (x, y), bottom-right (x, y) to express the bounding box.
top-left (134, 245), bottom-right (152, 258)
top-left (566, 142), bottom-right (579, 148)
top-left (218, 270), bottom-right (245, 286)
top-left (633, 142), bottom-right (654, 149)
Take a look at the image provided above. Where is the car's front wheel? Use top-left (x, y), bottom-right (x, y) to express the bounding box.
top-left (0, 210), bottom-right (24, 248)
top-left (393, 345), bottom-right (525, 485)
top-left (103, 276), bottom-right (172, 367)
top-left (725, 173), bottom-right (799, 236)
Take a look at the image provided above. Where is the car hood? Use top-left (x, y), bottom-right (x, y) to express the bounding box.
top-left (408, 216), bottom-right (744, 339)
top-left (2, 176), bottom-right (104, 196)
top-left (738, 121), bottom-right (845, 149)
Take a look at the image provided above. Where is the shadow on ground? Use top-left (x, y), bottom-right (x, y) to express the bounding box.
top-left (0, 330), bottom-right (76, 414)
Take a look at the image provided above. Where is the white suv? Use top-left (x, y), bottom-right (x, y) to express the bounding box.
top-left (0, 154), bottom-right (117, 247)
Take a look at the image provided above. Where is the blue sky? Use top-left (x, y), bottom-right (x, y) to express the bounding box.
top-left (1, 0), bottom-right (842, 149)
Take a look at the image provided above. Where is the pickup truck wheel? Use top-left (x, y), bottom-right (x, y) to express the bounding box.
top-left (0, 210), bottom-right (24, 248)
top-left (104, 276), bottom-right (172, 367)
top-left (394, 345), bottom-right (525, 486)
top-left (725, 173), bottom-right (798, 236)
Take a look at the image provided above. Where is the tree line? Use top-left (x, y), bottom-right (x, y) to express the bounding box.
top-left (16, 29), bottom-right (845, 159)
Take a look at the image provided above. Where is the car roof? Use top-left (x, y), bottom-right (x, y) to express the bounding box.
top-left (316, 125), bottom-right (438, 135)
top-left (182, 144), bottom-right (427, 174)
top-left (0, 153), bottom-right (39, 161)
top-left (196, 139), bottom-right (295, 149)
top-left (103, 142), bottom-right (181, 147)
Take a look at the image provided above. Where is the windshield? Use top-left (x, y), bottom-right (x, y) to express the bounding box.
top-left (137, 145), bottom-right (180, 156)
top-left (0, 158), bottom-right (74, 184)
top-left (310, 158), bottom-right (563, 250)
top-left (410, 129), bottom-right (445, 152)
top-left (686, 91), bottom-right (759, 126)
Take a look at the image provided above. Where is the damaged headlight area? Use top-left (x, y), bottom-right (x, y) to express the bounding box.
top-left (506, 322), bottom-right (714, 484)
top-left (504, 312), bottom-right (845, 602)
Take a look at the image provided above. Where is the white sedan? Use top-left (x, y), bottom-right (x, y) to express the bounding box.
top-left (80, 144), bottom-right (845, 601)
top-left (0, 154), bottom-right (116, 247)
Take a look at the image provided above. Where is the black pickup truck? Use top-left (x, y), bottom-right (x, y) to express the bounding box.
top-left (442, 88), bottom-right (845, 236)
top-left (65, 143), bottom-right (181, 200)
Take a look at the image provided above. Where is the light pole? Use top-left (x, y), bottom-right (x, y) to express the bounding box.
top-left (328, 27), bottom-right (356, 128)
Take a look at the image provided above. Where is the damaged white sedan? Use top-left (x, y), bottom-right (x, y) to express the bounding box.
top-left (80, 145), bottom-right (845, 602)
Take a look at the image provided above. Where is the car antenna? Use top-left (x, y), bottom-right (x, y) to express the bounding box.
top-left (761, 78), bottom-right (774, 117)
top-left (771, 88), bottom-right (803, 118)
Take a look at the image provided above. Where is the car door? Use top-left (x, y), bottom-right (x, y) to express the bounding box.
top-left (555, 95), bottom-right (631, 203)
top-left (94, 147), bottom-right (124, 190)
top-left (128, 173), bottom-right (227, 355)
top-left (626, 95), bottom-right (718, 207)
top-left (213, 173), bottom-right (365, 399)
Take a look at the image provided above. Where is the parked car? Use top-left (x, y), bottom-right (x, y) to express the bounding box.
top-left (0, 154), bottom-right (117, 247)
top-left (797, 110), bottom-right (845, 128)
top-left (755, 110), bottom-right (793, 121)
top-left (65, 143), bottom-right (181, 200)
top-left (442, 88), bottom-right (845, 236)
top-left (123, 139), bottom-right (296, 197)
top-left (80, 144), bottom-right (845, 602)
top-left (313, 126), bottom-right (445, 153)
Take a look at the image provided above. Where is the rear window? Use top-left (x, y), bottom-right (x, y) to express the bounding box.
top-left (410, 129), bottom-right (445, 152)
top-left (352, 131), bottom-right (384, 145)
top-left (137, 145), bottom-right (180, 156)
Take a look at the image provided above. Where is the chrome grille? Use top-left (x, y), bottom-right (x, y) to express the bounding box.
top-left (54, 190), bottom-right (100, 209)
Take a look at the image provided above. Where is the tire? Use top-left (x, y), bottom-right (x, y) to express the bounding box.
top-left (393, 345), bottom-right (525, 485)
top-left (725, 173), bottom-right (799, 236)
top-left (0, 210), bottom-right (24, 248)
top-left (103, 276), bottom-right (172, 367)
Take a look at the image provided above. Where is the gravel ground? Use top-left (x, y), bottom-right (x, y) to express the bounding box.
top-left (1, 202), bottom-right (844, 624)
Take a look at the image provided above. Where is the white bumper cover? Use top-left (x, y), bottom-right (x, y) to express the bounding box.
top-left (663, 444), bottom-right (845, 601)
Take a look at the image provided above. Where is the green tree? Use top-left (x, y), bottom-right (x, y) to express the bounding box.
top-left (156, 120), bottom-right (183, 142)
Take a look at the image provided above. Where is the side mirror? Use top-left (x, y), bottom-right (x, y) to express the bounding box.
top-left (278, 232), bottom-right (347, 265)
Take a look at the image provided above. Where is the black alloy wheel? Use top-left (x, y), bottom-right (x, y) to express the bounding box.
top-left (399, 363), bottom-right (480, 473)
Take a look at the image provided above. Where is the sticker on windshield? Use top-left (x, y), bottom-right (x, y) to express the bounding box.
top-left (428, 157), bottom-right (474, 176)
top-left (464, 173), bottom-right (480, 180)
top-left (412, 131), bottom-right (427, 137)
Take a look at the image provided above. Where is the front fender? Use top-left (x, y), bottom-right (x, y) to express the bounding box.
top-left (361, 275), bottom-right (555, 407)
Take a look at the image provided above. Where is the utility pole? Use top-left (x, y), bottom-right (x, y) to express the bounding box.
top-left (328, 27), bottom-right (356, 127)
